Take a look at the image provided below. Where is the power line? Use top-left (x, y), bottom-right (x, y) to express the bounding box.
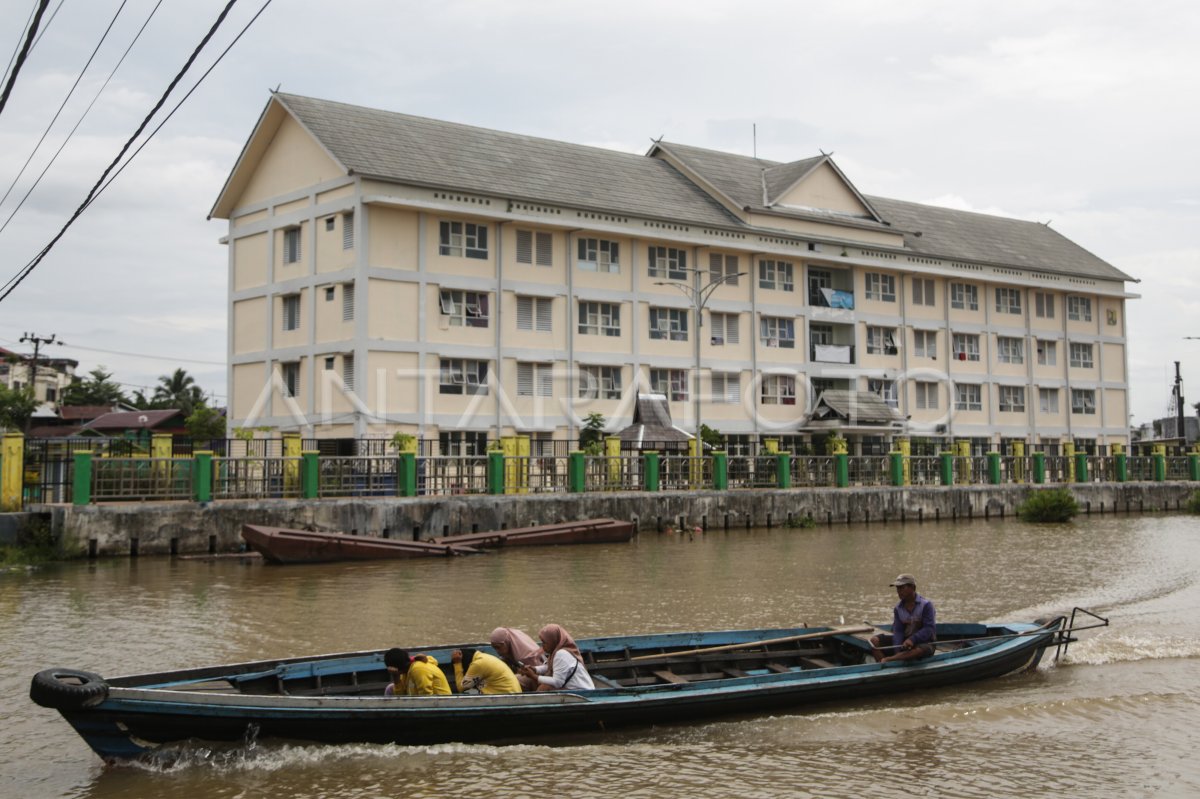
top-left (2, 2), bottom-right (38, 87)
top-left (0, 0), bottom-right (50, 120)
top-left (0, 0), bottom-right (130, 215)
top-left (0, 0), bottom-right (242, 304)
top-left (0, 335), bottom-right (225, 366)
top-left (0, 0), bottom-right (164, 238)
top-left (28, 0), bottom-right (66, 51)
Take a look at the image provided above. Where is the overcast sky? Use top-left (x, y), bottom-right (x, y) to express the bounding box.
top-left (0, 0), bottom-right (1197, 425)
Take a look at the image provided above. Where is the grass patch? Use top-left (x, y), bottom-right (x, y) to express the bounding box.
top-left (0, 516), bottom-right (60, 567)
top-left (1017, 487), bottom-right (1079, 523)
top-left (1186, 491), bottom-right (1200, 515)
top-left (786, 514), bottom-right (817, 529)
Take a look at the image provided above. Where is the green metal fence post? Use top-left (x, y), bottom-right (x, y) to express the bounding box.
top-left (1032, 451), bottom-right (1045, 484)
top-left (712, 451), bottom-right (727, 490)
top-left (1074, 452), bottom-right (1089, 483)
top-left (643, 451), bottom-right (660, 491)
top-left (987, 452), bottom-right (1002, 485)
top-left (939, 452), bottom-right (955, 486)
top-left (889, 451), bottom-right (904, 486)
top-left (834, 453), bottom-right (849, 488)
top-left (777, 452), bottom-right (792, 489)
top-left (1153, 452), bottom-right (1166, 482)
top-left (301, 450), bottom-right (319, 499)
top-left (1114, 452), bottom-right (1127, 483)
top-left (72, 451), bottom-right (93, 506)
top-left (568, 451), bottom-right (586, 493)
top-left (397, 452), bottom-right (416, 497)
top-left (1189, 453), bottom-right (1200, 482)
top-left (488, 451), bottom-right (505, 495)
top-left (193, 451), bottom-right (213, 503)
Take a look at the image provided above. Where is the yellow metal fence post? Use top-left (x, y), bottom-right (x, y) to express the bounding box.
top-left (283, 433), bottom-right (301, 496)
top-left (1, 433), bottom-right (24, 511)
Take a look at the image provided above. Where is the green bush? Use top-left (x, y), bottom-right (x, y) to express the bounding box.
top-left (1185, 491), bottom-right (1200, 515)
top-left (0, 517), bottom-right (59, 566)
top-left (1017, 487), bottom-right (1079, 522)
top-left (786, 514), bottom-right (817, 529)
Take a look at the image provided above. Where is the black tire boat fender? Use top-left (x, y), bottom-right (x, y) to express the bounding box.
top-left (30, 668), bottom-right (109, 710)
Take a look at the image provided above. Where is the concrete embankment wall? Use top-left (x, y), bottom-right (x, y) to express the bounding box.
top-left (34, 481), bottom-right (1200, 558)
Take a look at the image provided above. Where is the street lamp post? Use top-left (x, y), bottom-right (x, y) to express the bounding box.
top-left (655, 268), bottom-right (747, 446)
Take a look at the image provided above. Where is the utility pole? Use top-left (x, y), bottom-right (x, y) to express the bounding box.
top-left (1172, 361), bottom-right (1185, 447)
top-left (19, 332), bottom-right (59, 406)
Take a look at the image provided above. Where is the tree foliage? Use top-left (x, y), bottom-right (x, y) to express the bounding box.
top-left (61, 367), bottom-right (127, 407)
top-left (184, 404), bottom-right (226, 440)
top-left (579, 412), bottom-right (607, 454)
top-left (154, 368), bottom-right (205, 417)
top-left (1016, 488), bottom-right (1079, 523)
top-left (0, 384), bottom-right (38, 431)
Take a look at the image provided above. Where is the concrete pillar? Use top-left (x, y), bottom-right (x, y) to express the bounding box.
top-left (897, 437), bottom-right (911, 485)
top-left (0, 433), bottom-right (23, 511)
top-left (1012, 440), bottom-right (1025, 483)
top-left (283, 433), bottom-right (301, 495)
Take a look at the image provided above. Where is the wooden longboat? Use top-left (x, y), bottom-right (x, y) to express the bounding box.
top-left (32, 618), bottom-right (1073, 761)
top-left (240, 525), bottom-right (480, 564)
top-left (430, 518), bottom-right (635, 548)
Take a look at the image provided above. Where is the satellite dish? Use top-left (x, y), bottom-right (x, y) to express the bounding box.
top-left (138, 415), bottom-right (149, 424)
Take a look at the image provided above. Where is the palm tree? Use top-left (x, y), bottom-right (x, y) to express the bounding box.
top-left (153, 368), bottom-right (205, 416)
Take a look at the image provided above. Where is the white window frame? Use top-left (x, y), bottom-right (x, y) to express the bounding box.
top-left (913, 329), bottom-right (937, 358)
top-left (709, 253), bottom-right (740, 287)
top-left (439, 220), bottom-right (489, 259)
top-left (997, 336), bottom-right (1024, 364)
top-left (439, 289), bottom-right (490, 328)
top-left (439, 359), bottom-right (489, 395)
top-left (649, 368), bottom-right (689, 401)
top-left (711, 372), bottom-right (740, 404)
top-left (761, 374), bottom-right (796, 406)
top-left (709, 312), bottom-right (739, 346)
top-left (1037, 339), bottom-right (1057, 366)
top-left (998, 385), bottom-right (1026, 413)
top-left (995, 287), bottom-right (1022, 315)
top-left (648, 246), bottom-right (687, 280)
top-left (578, 238), bottom-right (619, 273)
top-left (868, 378), bottom-right (898, 409)
top-left (649, 307), bottom-right (689, 342)
top-left (283, 227), bottom-right (301, 264)
top-left (280, 361), bottom-right (299, 397)
top-left (912, 278), bottom-right (935, 307)
top-left (915, 381), bottom-right (938, 410)
top-left (759, 316), bottom-right (796, 349)
top-left (955, 383), bottom-right (982, 411)
top-left (950, 282), bottom-right (978, 311)
top-left (1068, 296), bottom-right (1093, 322)
top-left (517, 230), bottom-right (554, 266)
top-left (952, 333), bottom-right (980, 361)
top-left (758, 259), bottom-right (795, 292)
top-left (578, 301), bottom-right (620, 337)
top-left (1039, 387), bottom-right (1059, 414)
top-left (866, 326), bottom-right (898, 355)
top-left (864, 273), bottom-right (895, 302)
top-left (1034, 291), bottom-right (1055, 319)
top-left (1071, 388), bottom-right (1097, 414)
top-left (578, 365), bottom-right (622, 400)
top-left (1069, 342), bottom-right (1094, 369)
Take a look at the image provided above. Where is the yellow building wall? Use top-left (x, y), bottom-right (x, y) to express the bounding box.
top-left (274, 221), bottom-right (309, 283)
top-left (274, 196), bottom-right (310, 217)
top-left (1099, 297), bottom-right (1125, 336)
top-left (1101, 342), bottom-right (1126, 381)
top-left (232, 297), bottom-right (267, 354)
top-left (317, 185), bottom-right (354, 205)
top-left (503, 293), bottom-right (564, 350)
top-left (237, 115), bottom-right (343, 209)
top-left (1066, 294), bottom-right (1100, 336)
top-left (502, 358), bottom-right (564, 423)
top-left (272, 357), bottom-right (307, 417)
top-left (367, 279), bottom-right (420, 341)
top-left (775, 162), bottom-right (868, 216)
top-left (313, 353), bottom-right (354, 417)
top-left (316, 211), bottom-right (355, 274)
top-left (904, 275), bottom-right (943, 322)
top-left (425, 285), bottom-right (494, 347)
top-left (574, 300), bottom-right (631, 354)
top-left (231, 362), bottom-right (267, 419)
top-left (947, 279), bottom-right (985, 323)
top-left (367, 351), bottom-right (421, 415)
top-left (424, 215), bottom-right (497, 278)
top-left (315, 282), bottom-right (354, 344)
top-left (700, 310), bottom-right (751, 363)
top-left (367, 206), bottom-right (421, 270)
top-left (233, 232), bottom-right (268, 291)
top-left (1029, 290), bottom-right (1061, 333)
top-left (273, 289), bottom-right (308, 349)
top-left (1103, 388), bottom-right (1127, 428)
top-left (234, 208), bottom-right (269, 229)
top-left (503, 226), bottom-right (568, 286)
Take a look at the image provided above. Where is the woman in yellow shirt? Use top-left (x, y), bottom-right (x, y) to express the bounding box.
top-left (383, 648), bottom-right (451, 696)
top-left (451, 648), bottom-right (522, 694)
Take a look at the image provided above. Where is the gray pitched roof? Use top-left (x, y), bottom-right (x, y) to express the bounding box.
top-left (617, 394), bottom-right (693, 447)
top-left (264, 94), bottom-right (1132, 283)
top-left (808, 390), bottom-right (903, 425)
top-left (275, 94), bottom-right (739, 228)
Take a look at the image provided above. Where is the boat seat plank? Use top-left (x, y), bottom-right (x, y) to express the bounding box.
top-left (591, 674), bottom-right (622, 689)
top-left (652, 670), bottom-right (689, 684)
top-left (721, 668), bottom-right (750, 678)
top-left (765, 663), bottom-right (792, 674)
top-left (799, 657), bottom-right (837, 670)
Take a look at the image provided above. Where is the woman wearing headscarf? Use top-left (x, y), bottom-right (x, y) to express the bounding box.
top-left (521, 623), bottom-right (595, 691)
top-left (489, 626), bottom-right (545, 691)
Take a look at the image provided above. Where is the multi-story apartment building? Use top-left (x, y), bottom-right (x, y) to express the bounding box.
top-left (0, 346), bottom-right (77, 406)
top-left (211, 94), bottom-right (1135, 455)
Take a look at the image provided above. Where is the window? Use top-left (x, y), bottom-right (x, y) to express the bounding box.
top-left (864, 273), bottom-right (895, 302)
top-left (283, 227), bottom-right (301, 264)
top-left (650, 368), bottom-right (688, 401)
top-left (955, 383), bottom-right (982, 411)
top-left (950, 282), bottom-right (978, 310)
top-left (1107, 308), bottom-right (1119, 326)
top-left (325, 217), bottom-right (335, 231)
top-left (439, 359), bottom-right (488, 395)
top-left (342, 283), bottom-right (355, 321)
top-left (1068, 296), bottom-right (1093, 321)
top-left (912, 278), bottom-right (935, 306)
top-left (439, 289), bottom-right (490, 327)
top-left (709, 253), bottom-right (739, 286)
top-left (342, 354), bottom-right (355, 392)
top-left (1035, 291), bottom-right (1055, 319)
top-left (711, 373), bottom-right (739, 404)
top-left (868, 378), bottom-right (898, 409)
top-left (998, 385), bottom-right (1026, 413)
top-left (809, 323), bottom-right (832, 346)
top-left (759, 316), bottom-right (795, 348)
top-left (517, 362), bottom-right (553, 397)
top-left (952, 333), bottom-right (980, 361)
top-left (710, 312), bottom-right (739, 346)
top-left (578, 365), bottom-right (622, 400)
top-left (439, 431), bottom-right (488, 456)
top-left (995, 287), bottom-right (1022, 315)
top-left (648, 246), bottom-right (686, 280)
top-left (1071, 388), bottom-right (1097, 414)
top-left (866, 326), bottom-right (898, 355)
top-left (578, 238), bottom-right (619, 272)
top-left (342, 212), bottom-right (354, 250)
top-left (517, 230), bottom-right (553, 266)
top-left (439, 220), bottom-right (488, 259)
top-left (282, 294), bottom-right (300, 331)
top-left (516, 296), bottom-right (552, 332)
top-left (1037, 339), bottom-right (1057, 366)
top-left (45, 386), bottom-right (56, 402)
top-left (1069, 342), bottom-right (1094, 369)
top-left (913, 330), bottom-right (937, 358)
top-left (915, 381), bottom-right (938, 409)
top-left (325, 286), bottom-right (335, 301)
top-left (578, 301), bottom-right (620, 336)
top-left (1039, 388), bottom-right (1059, 414)
top-left (759, 259), bottom-right (795, 292)
top-left (761, 374), bottom-right (796, 405)
top-left (280, 362), bottom-right (299, 397)
top-left (324, 356), bottom-right (335, 371)
top-left (997, 336), bottom-right (1024, 364)
top-left (649, 307), bottom-right (689, 341)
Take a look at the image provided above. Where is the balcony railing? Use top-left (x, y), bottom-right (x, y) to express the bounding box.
top-left (810, 344), bottom-right (855, 364)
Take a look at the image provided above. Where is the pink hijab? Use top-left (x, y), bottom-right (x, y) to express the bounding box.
top-left (538, 623), bottom-right (584, 667)
top-left (490, 627), bottom-right (544, 668)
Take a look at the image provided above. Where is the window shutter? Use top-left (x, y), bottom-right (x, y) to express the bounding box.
top-left (342, 283), bottom-right (355, 321)
top-left (726, 374), bottom-right (740, 404)
top-left (517, 296), bottom-right (533, 330)
top-left (342, 212), bottom-right (354, 249)
top-left (535, 232), bottom-right (553, 266)
top-left (537, 364), bottom-right (553, 396)
top-left (516, 230), bottom-right (533, 264)
top-left (517, 363), bottom-right (533, 396)
top-left (342, 354), bottom-right (355, 391)
top-left (709, 252), bottom-right (723, 284)
top-left (725, 314), bottom-right (739, 345)
top-left (536, 298), bottom-right (552, 332)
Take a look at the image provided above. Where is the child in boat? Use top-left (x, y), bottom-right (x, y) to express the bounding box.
top-left (520, 624), bottom-right (595, 691)
top-left (450, 648), bottom-right (522, 694)
top-left (489, 626), bottom-right (545, 691)
top-left (383, 647), bottom-right (451, 696)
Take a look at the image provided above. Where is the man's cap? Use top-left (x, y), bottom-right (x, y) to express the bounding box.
top-left (889, 573), bottom-right (917, 587)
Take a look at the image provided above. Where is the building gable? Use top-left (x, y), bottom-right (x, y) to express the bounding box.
top-left (769, 159), bottom-right (875, 218)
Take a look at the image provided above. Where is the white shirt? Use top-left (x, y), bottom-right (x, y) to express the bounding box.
top-left (535, 648), bottom-right (595, 690)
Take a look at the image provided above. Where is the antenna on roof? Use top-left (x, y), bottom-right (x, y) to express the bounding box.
top-left (819, 148), bottom-right (833, 156)
top-left (753, 123), bottom-right (757, 158)
top-left (270, 83), bottom-right (281, 93)
top-left (1043, 219), bottom-right (1053, 226)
